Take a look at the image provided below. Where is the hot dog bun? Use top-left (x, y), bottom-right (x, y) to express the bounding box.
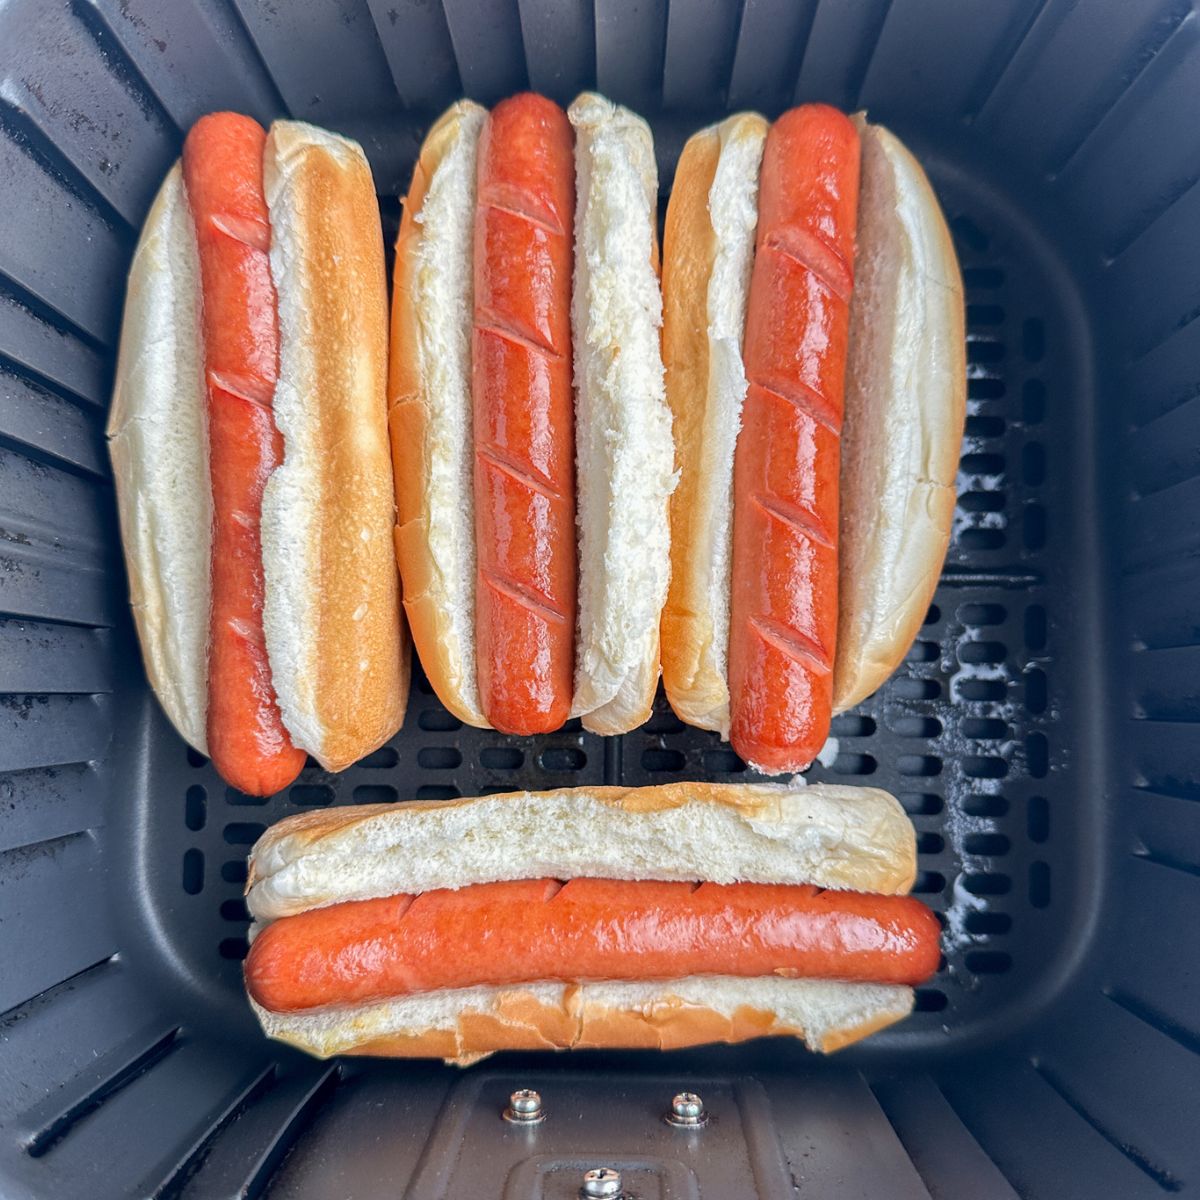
top-left (109, 120), bottom-right (406, 778)
top-left (661, 113), bottom-right (766, 738)
top-left (834, 119), bottom-right (965, 713)
top-left (251, 975), bottom-right (915, 1063)
top-left (108, 163), bottom-right (211, 755)
top-left (246, 781), bottom-right (916, 920)
top-left (390, 101), bottom-right (489, 728)
top-left (568, 93), bottom-right (676, 735)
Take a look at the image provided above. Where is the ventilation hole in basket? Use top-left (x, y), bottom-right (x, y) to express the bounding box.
top-left (418, 708), bottom-right (462, 732)
top-left (968, 376), bottom-right (1005, 399)
top-left (951, 216), bottom-right (989, 252)
top-left (965, 414), bottom-right (1005, 439)
top-left (479, 785), bottom-right (520, 796)
top-left (963, 873), bottom-right (1011, 896)
top-left (967, 304), bottom-right (1004, 326)
top-left (219, 937), bottom-right (249, 961)
top-left (645, 708), bottom-right (685, 734)
top-left (1022, 505), bottom-right (1047, 551)
top-left (906, 640), bottom-right (939, 663)
top-left (1021, 319), bottom-right (1045, 362)
top-left (958, 641), bottom-right (1006, 665)
top-left (917, 832), bottom-right (945, 855)
top-left (962, 717), bottom-right (1008, 740)
top-left (960, 452), bottom-right (1004, 475)
top-left (959, 602), bottom-right (1006, 625)
top-left (1026, 668), bottom-right (1047, 714)
top-left (221, 860), bottom-right (248, 884)
top-left (898, 754), bottom-right (941, 776)
top-left (225, 787), bottom-right (268, 807)
top-left (353, 785), bottom-right (398, 804)
top-left (965, 832), bottom-right (1010, 856)
top-left (912, 871), bottom-right (946, 895)
top-left (1026, 733), bottom-right (1049, 778)
top-left (831, 714), bottom-right (875, 737)
top-left (963, 755), bottom-right (1008, 779)
top-left (967, 339), bottom-right (1005, 365)
top-left (561, 718), bottom-right (583, 733)
top-left (959, 528), bottom-right (1006, 552)
top-left (1022, 379), bottom-right (1046, 424)
top-left (220, 898), bottom-right (249, 922)
top-left (703, 748), bottom-right (746, 774)
top-left (1029, 861), bottom-right (1051, 908)
top-left (900, 792), bottom-right (943, 815)
top-left (966, 911), bottom-right (1011, 935)
top-left (360, 746), bottom-right (399, 768)
top-left (291, 785), bottom-right (334, 807)
top-left (540, 747), bottom-right (587, 771)
top-left (924, 604), bottom-right (941, 625)
top-left (892, 716), bottom-right (942, 738)
top-left (892, 677), bottom-right (940, 701)
top-left (223, 823), bottom-right (266, 845)
top-left (1021, 442), bottom-right (1046, 486)
top-left (418, 747), bottom-right (462, 770)
top-left (185, 786), bottom-right (206, 832)
top-left (182, 849), bottom-right (203, 895)
top-left (958, 490), bottom-right (1005, 513)
top-left (1024, 605), bottom-right (1047, 651)
top-left (480, 747), bottom-right (523, 770)
top-left (187, 747), bottom-right (209, 768)
top-left (965, 950), bottom-right (1012, 974)
top-left (963, 266), bottom-right (1003, 288)
top-left (955, 678), bottom-right (1007, 702)
top-left (964, 793), bottom-right (1008, 817)
top-left (1028, 795), bottom-right (1049, 842)
top-left (416, 784), bottom-right (460, 801)
top-left (833, 752), bottom-right (877, 775)
top-left (641, 748), bottom-right (686, 772)
top-left (914, 988), bottom-right (948, 1012)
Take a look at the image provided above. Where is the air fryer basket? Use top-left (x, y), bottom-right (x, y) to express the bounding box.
top-left (1, 0), bottom-right (1197, 1196)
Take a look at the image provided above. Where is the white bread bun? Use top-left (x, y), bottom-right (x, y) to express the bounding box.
top-left (260, 121), bottom-right (408, 772)
top-left (246, 781), bottom-right (916, 921)
top-left (389, 101), bottom-right (489, 728)
top-left (835, 119), bottom-right (965, 713)
top-left (107, 163), bottom-right (211, 754)
top-left (661, 113), bottom-right (766, 738)
top-left (251, 975), bottom-right (914, 1063)
top-left (568, 93), bottom-right (676, 735)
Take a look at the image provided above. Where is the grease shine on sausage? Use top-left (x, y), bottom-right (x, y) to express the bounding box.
top-left (182, 114), bottom-right (305, 796)
top-left (728, 106), bottom-right (860, 773)
top-left (245, 877), bottom-right (941, 1012)
top-left (472, 94), bottom-right (577, 734)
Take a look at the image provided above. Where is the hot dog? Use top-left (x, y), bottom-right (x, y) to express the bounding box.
top-left (473, 94), bottom-right (576, 734)
top-left (243, 782), bottom-right (938, 1060)
top-left (108, 115), bottom-right (408, 794)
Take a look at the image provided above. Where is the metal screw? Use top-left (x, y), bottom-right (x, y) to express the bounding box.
top-left (666, 1091), bottom-right (708, 1128)
top-left (503, 1088), bottom-right (545, 1125)
top-left (580, 1166), bottom-right (623, 1198)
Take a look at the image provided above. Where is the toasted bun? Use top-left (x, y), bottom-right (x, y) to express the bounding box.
top-left (661, 114), bottom-right (766, 738)
top-left (835, 120), bottom-right (966, 713)
top-left (107, 163), bottom-right (211, 754)
top-left (260, 121), bottom-right (408, 771)
top-left (389, 101), bottom-right (489, 727)
top-left (568, 93), bottom-right (676, 735)
top-left (250, 975), bottom-right (914, 1062)
top-left (246, 781), bottom-right (916, 921)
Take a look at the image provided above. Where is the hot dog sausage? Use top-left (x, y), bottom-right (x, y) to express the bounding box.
top-left (728, 106), bottom-right (860, 772)
top-left (472, 94), bottom-right (577, 734)
top-left (182, 114), bottom-right (305, 796)
top-left (245, 877), bottom-right (941, 1012)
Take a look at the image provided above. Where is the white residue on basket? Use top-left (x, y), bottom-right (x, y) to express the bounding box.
top-left (815, 736), bottom-right (839, 768)
top-left (942, 872), bottom-right (988, 954)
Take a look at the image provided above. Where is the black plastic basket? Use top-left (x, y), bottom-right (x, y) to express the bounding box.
top-left (0, 0), bottom-right (1197, 1196)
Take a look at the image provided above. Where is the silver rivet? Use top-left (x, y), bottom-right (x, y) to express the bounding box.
top-left (666, 1091), bottom-right (708, 1127)
top-left (503, 1088), bottom-right (545, 1124)
top-left (580, 1166), bottom-right (623, 1197)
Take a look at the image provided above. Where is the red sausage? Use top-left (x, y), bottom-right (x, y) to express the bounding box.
top-left (472, 93), bottom-right (576, 734)
top-left (245, 877), bottom-right (941, 1012)
top-left (182, 114), bottom-right (305, 796)
top-left (728, 106), bottom-right (860, 772)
